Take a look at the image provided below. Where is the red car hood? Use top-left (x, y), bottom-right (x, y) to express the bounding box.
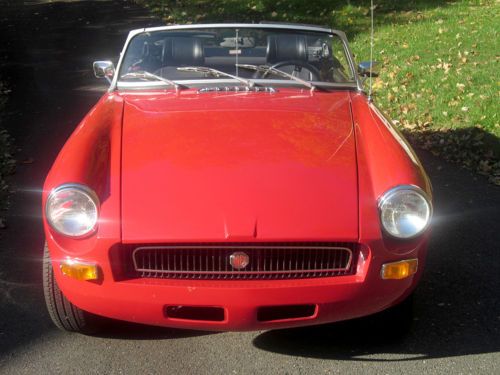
top-left (120, 89), bottom-right (358, 242)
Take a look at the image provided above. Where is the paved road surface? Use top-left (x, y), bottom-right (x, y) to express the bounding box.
top-left (0, 1), bottom-right (498, 373)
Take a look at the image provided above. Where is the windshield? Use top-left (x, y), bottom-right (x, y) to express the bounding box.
top-left (118, 27), bottom-right (356, 88)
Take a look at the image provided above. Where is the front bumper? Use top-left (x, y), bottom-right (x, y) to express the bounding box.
top-left (46, 236), bottom-right (428, 331)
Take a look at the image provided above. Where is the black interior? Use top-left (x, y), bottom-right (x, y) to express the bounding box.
top-left (161, 37), bottom-right (205, 66)
top-left (121, 29), bottom-right (352, 83)
top-left (266, 34), bottom-right (308, 64)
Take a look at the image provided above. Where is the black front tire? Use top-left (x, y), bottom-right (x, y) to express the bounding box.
top-left (43, 243), bottom-right (103, 334)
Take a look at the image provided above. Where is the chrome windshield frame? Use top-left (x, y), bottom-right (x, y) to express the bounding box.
top-left (109, 23), bottom-right (363, 92)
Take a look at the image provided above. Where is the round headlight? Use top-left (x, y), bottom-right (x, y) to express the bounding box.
top-left (46, 184), bottom-right (99, 237)
top-left (378, 185), bottom-right (432, 239)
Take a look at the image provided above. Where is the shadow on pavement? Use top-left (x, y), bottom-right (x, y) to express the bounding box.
top-left (0, 0), bottom-right (179, 361)
top-left (253, 149), bottom-right (500, 361)
top-left (93, 320), bottom-right (216, 341)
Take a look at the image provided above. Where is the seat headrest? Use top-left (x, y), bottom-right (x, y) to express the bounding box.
top-left (162, 37), bottom-right (204, 66)
top-left (266, 34), bottom-right (308, 64)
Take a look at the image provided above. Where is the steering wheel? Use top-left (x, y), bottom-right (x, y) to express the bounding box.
top-left (254, 60), bottom-right (321, 81)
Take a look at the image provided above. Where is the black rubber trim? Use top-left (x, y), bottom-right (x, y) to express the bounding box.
top-left (257, 304), bottom-right (316, 322)
top-left (165, 306), bottom-right (225, 322)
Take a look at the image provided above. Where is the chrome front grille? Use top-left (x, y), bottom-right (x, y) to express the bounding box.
top-left (131, 243), bottom-right (357, 280)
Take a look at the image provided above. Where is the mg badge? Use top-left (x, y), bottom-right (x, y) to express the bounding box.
top-left (229, 252), bottom-right (249, 270)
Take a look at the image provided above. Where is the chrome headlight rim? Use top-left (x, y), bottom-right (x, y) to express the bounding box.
top-left (45, 183), bottom-right (100, 238)
top-left (378, 184), bottom-right (433, 240)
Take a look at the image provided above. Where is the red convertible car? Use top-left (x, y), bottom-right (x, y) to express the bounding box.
top-left (42, 23), bottom-right (432, 333)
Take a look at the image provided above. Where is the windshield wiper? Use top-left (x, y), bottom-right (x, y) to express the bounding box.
top-left (120, 71), bottom-right (183, 91)
top-left (177, 66), bottom-right (254, 88)
top-left (236, 64), bottom-right (316, 91)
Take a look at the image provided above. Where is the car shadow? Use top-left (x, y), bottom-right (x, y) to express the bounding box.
top-left (253, 148), bottom-right (500, 361)
top-left (91, 320), bottom-right (216, 341)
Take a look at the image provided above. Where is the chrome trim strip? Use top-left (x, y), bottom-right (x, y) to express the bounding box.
top-left (133, 245), bottom-right (353, 249)
top-left (198, 86), bottom-right (278, 93)
top-left (143, 23), bottom-right (333, 33)
top-left (135, 269), bottom-right (351, 275)
top-left (132, 246), bottom-right (353, 275)
top-left (116, 79), bottom-right (359, 90)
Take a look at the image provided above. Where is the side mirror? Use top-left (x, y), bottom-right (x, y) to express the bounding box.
top-left (358, 61), bottom-right (380, 77)
top-left (93, 61), bottom-right (115, 83)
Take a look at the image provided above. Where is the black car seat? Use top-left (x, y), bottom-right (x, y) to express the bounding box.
top-left (266, 34), bottom-right (308, 64)
top-left (162, 37), bottom-right (205, 66)
top-left (265, 34), bottom-right (320, 80)
top-left (154, 37), bottom-right (205, 79)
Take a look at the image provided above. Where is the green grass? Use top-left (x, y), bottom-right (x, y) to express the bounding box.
top-left (349, 0), bottom-right (499, 181)
top-left (135, 0), bottom-right (499, 182)
top-left (352, 1), bottom-right (498, 134)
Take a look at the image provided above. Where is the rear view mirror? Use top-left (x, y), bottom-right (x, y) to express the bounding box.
top-left (358, 61), bottom-right (380, 77)
top-left (93, 61), bottom-right (115, 83)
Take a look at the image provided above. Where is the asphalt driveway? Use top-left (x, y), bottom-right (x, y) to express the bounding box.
top-left (0, 1), bottom-right (498, 373)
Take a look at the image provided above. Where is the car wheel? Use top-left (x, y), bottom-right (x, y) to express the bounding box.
top-left (43, 243), bottom-right (103, 334)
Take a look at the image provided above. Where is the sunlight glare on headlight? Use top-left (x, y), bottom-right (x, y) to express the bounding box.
top-left (46, 184), bottom-right (99, 237)
top-left (379, 186), bottom-right (432, 239)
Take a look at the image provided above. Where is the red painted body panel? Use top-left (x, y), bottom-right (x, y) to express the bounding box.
top-left (350, 92), bottom-right (432, 255)
top-left (121, 89), bottom-right (357, 242)
top-left (43, 87), bottom-right (431, 331)
top-left (44, 94), bottom-right (123, 255)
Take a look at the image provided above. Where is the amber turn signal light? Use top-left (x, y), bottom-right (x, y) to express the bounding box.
top-left (60, 260), bottom-right (99, 281)
top-left (381, 259), bottom-right (418, 280)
